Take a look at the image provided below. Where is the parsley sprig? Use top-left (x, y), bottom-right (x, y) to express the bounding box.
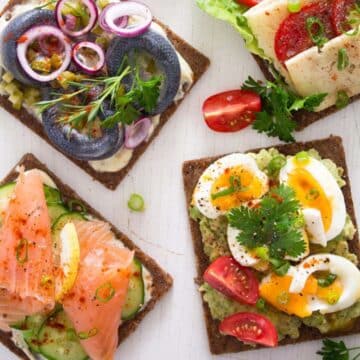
top-left (228, 184), bottom-right (305, 275)
top-left (36, 63), bottom-right (162, 129)
top-left (242, 76), bottom-right (327, 142)
top-left (317, 339), bottom-right (360, 360)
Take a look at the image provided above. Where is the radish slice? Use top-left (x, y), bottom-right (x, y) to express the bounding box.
top-left (72, 41), bottom-right (105, 74)
top-left (56, 0), bottom-right (98, 37)
top-left (16, 25), bottom-right (72, 83)
top-left (124, 117), bottom-right (152, 149)
top-left (99, 1), bottom-right (152, 38)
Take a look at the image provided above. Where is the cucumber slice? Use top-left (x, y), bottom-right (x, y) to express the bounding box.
top-left (44, 185), bottom-right (62, 204)
top-left (122, 258), bottom-right (145, 321)
top-left (0, 182), bottom-right (15, 214)
top-left (48, 204), bottom-right (68, 225)
top-left (22, 314), bottom-right (48, 352)
top-left (38, 311), bottom-right (88, 360)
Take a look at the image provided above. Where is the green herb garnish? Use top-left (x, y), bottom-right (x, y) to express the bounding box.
top-left (336, 90), bottom-right (350, 109)
top-left (305, 188), bottom-right (320, 201)
top-left (256, 298), bottom-right (266, 310)
top-left (128, 193), bottom-right (145, 212)
top-left (78, 328), bottom-right (98, 340)
top-left (306, 16), bottom-right (328, 48)
top-left (95, 282), bottom-right (116, 303)
top-left (228, 184), bottom-right (305, 274)
top-left (338, 48), bottom-right (350, 71)
top-left (211, 175), bottom-right (248, 200)
top-left (67, 199), bottom-right (87, 214)
top-left (267, 155), bottom-right (286, 177)
top-left (317, 273), bottom-right (337, 288)
top-left (317, 338), bottom-right (360, 360)
top-left (242, 76), bottom-right (327, 142)
top-left (15, 238), bottom-right (28, 264)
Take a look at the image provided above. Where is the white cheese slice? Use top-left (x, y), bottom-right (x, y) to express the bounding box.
top-left (244, 0), bottom-right (315, 85)
top-left (285, 33), bottom-right (360, 111)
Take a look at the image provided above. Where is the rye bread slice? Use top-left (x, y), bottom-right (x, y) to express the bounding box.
top-left (0, 153), bottom-right (173, 360)
top-left (0, 1), bottom-right (210, 190)
top-left (252, 55), bottom-right (359, 131)
top-left (182, 135), bottom-right (360, 355)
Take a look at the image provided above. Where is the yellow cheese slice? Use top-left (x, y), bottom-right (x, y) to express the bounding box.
top-left (285, 33), bottom-right (360, 111)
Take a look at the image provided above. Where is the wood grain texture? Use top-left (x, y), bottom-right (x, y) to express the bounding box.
top-left (0, 0), bottom-right (359, 358)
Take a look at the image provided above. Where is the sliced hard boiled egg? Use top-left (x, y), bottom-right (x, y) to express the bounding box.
top-left (279, 154), bottom-right (346, 244)
top-left (55, 222), bottom-right (80, 301)
top-left (289, 254), bottom-right (360, 314)
top-left (302, 208), bottom-right (327, 247)
top-left (192, 153), bottom-right (269, 219)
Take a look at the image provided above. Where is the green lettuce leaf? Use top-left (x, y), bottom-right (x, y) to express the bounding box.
top-left (196, 0), bottom-right (268, 59)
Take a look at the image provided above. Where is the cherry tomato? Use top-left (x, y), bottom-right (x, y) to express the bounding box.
top-left (331, 0), bottom-right (357, 35)
top-left (219, 312), bottom-right (278, 347)
top-left (203, 256), bottom-right (259, 305)
top-left (275, 2), bottom-right (335, 62)
top-left (235, 0), bottom-right (260, 8)
top-left (202, 90), bottom-right (261, 133)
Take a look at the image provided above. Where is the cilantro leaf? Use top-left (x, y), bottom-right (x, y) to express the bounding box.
top-left (242, 76), bottom-right (327, 143)
top-left (228, 184), bottom-right (305, 271)
top-left (317, 339), bottom-right (350, 360)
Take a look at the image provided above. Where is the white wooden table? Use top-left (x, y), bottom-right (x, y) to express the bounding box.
top-left (0, 0), bottom-right (360, 359)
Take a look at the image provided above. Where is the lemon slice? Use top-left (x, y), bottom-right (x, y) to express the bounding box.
top-left (55, 222), bottom-right (80, 301)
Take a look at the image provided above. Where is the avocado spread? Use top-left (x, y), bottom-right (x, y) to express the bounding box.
top-left (190, 148), bottom-right (359, 341)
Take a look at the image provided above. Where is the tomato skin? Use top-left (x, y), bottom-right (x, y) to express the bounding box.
top-left (202, 90), bottom-right (261, 133)
top-left (203, 256), bottom-right (259, 305)
top-left (332, 0), bottom-right (357, 35)
top-left (219, 312), bottom-right (278, 347)
top-left (235, 0), bottom-right (260, 8)
top-left (275, 2), bottom-right (335, 62)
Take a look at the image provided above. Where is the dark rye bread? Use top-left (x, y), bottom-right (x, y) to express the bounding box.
top-left (182, 135), bottom-right (360, 355)
top-left (0, 1), bottom-right (210, 190)
top-left (252, 55), bottom-right (360, 131)
top-left (0, 153), bottom-right (173, 360)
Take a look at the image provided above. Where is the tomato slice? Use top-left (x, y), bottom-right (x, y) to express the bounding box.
top-left (331, 0), bottom-right (357, 35)
top-left (219, 312), bottom-right (278, 347)
top-left (235, 0), bottom-right (260, 8)
top-left (203, 256), bottom-right (259, 305)
top-left (275, 2), bottom-right (336, 62)
top-left (202, 90), bottom-right (261, 133)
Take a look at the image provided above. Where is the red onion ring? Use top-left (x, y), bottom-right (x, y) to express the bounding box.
top-left (72, 41), bottom-right (105, 74)
top-left (55, 0), bottom-right (98, 37)
top-left (39, 34), bottom-right (65, 56)
top-left (99, 3), bottom-right (128, 33)
top-left (99, 1), bottom-right (152, 38)
top-left (64, 14), bottom-right (77, 31)
top-left (16, 25), bottom-right (72, 83)
top-left (124, 117), bottom-right (152, 149)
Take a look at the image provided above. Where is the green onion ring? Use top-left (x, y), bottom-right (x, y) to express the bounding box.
top-left (95, 282), bottom-right (116, 303)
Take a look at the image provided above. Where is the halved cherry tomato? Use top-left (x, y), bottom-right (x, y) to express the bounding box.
top-left (202, 90), bottom-right (261, 133)
top-left (275, 2), bottom-right (335, 62)
top-left (235, 0), bottom-right (260, 8)
top-left (203, 256), bottom-right (259, 305)
top-left (219, 312), bottom-right (278, 347)
top-left (331, 0), bottom-right (357, 35)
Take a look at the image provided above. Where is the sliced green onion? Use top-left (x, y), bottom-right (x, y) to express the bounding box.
top-left (295, 151), bottom-right (309, 162)
top-left (277, 291), bottom-right (290, 305)
top-left (336, 90), bottom-right (349, 109)
top-left (68, 199), bottom-right (87, 213)
top-left (318, 273), bottom-right (337, 288)
top-left (128, 193), bottom-right (145, 212)
top-left (256, 298), bottom-right (266, 310)
top-left (287, 0), bottom-right (301, 13)
top-left (95, 282), bottom-right (116, 303)
top-left (41, 275), bottom-right (53, 287)
top-left (267, 155), bottom-right (286, 177)
top-left (306, 16), bottom-right (328, 48)
top-left (211, 175), bottom-right (248, 200)
top-left (337, 48), bottom-right (349, 71)
top-left (254, 246), bottom-right (269, 260)
top-left (306, 188), bottom-right (320, 201)
top-left (78, 327), bottom-right (98, 340)
top-left (15, 238), bottom-right (28, 264)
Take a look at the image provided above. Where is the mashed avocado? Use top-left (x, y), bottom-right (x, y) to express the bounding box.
top-left (191, 148), bottom-right (359, 341)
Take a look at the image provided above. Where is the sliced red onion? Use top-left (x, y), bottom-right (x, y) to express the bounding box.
top-left (99, 1), bottom-right (152, 38)
top-left (39, 34), bottom-right (65, 56)
top-left (65, 14), bottom-right (77, 31)
top-left (72, 41), bottom-right (105, 74)
top-left (99, 4), bottom-right (128, 33)
top-left (55, 0), bottom-right (98, 37)
top-left (16, 25), bottom-right (72, 83)
top-left (124, 117), bottom-right (152, 149)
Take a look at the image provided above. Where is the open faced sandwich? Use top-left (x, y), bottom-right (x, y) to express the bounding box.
top-left (197, 0), bottom-right (360, 130)
top-left (183, 136), bottom-right (360, 354)
top-left (0, 0), bottom-right (209, 189)
top-left (0, 153), bottom-right (172, 360)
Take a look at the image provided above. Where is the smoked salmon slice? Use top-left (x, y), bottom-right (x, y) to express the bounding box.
top-left (0, 169), bottom-right (55, 330)
top-left (63, 220), bottom-right (134, 360)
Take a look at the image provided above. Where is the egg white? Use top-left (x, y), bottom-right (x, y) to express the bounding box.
top-left (192, 153), bottom-right (269, 219)
top-left (279, 156), bottom-right (346, 244)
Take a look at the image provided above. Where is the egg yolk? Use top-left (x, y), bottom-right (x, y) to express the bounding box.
top-left (210, 166), bottom-right (265, 211)
top-left (260, 274), bottom-right (343, 318)
top-left (288, 165), bottom-right (332, 232)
